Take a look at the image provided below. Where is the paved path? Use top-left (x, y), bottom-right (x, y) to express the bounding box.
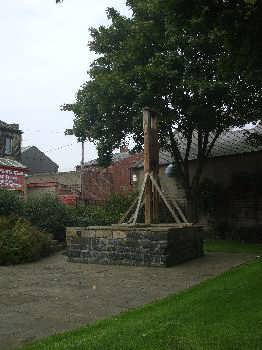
top-left (0, 252), bottom-right (255, 350)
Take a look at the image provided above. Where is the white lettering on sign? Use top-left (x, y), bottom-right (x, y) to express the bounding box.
top-left (0, 167), bottom-right (24, 190)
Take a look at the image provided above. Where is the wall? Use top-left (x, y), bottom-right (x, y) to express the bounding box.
top-left (81, 167), bottom-right (112, 203)
top-left (81, 153), bottom-right (143, 203)
top-left (67, 225), bottom-right (203, 267)
top-left (26, 172), bottom-right (81, 199)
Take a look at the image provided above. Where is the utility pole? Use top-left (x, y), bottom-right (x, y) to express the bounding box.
top-left (80, 141), bottom-right (85, 201)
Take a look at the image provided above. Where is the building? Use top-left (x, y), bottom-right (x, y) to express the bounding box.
top-left (79, 148), bottom-right (143, 203)
top-left (132, 125), bottom-right (262, 230)
top-left (0, 120), bottom-right (22, 160)
top-left (21, 146), bottom-right (59, 174)
top-left (0, 120), bottom-right (27, 193)
top-left (25, 171), bottom-right (81, 205)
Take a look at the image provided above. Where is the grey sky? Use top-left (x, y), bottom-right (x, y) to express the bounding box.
top-left (0, 0), bottom-right (129, 171)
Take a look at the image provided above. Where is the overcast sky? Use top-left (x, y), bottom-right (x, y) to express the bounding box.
top-left (0, 0), bottom-right (129, 171)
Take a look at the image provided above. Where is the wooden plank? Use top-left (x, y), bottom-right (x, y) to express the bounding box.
top-left (149, 173), bottom-right (182, 224)
top-left (118, 196), bottom-right (139, 224)
top-left (168, 197), bottom-right (188, 223)
top-left (132, 173), bottom-right (149, 224)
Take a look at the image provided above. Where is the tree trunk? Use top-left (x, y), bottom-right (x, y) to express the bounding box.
top-left (185, 186), bottom-right (200, 223)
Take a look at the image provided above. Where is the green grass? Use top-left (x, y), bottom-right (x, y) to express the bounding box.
top-left (205, 239), bottom-right (262, 255)
top-left (19, 260), bottom-right (262, 350)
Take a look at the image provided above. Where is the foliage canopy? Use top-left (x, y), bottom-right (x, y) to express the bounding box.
top-left (63, 0), bottom-right (262, 219)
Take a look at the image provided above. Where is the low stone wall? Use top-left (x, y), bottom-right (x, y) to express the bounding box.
top-left (66, 225), bottom-right (203, 267)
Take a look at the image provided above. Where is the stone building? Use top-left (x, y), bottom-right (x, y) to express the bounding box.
top-left (0, 120), bottom-right (22, 160)
top-left (132, 126), bottom-right (262, 231)
top-left (0, 120), bottom-right (27, 193)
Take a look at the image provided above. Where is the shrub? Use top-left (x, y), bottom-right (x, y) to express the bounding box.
top-left (24, 196), bottom-right (74, 241)
top-left (73, 193), bottom-right (136, 227)
top-left (104, 192), bottom-right (136, 223)
top-left (0, 189), bottom-right (23, 216)
top-left (0, 217), bottom-right (53, 265)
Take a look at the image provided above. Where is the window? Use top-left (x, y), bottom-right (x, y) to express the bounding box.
top-left (129, 168), bottom-right (138, 185)
top-left (5, 137), bottom-right (13, 155)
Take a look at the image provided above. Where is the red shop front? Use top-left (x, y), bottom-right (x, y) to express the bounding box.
top-left (0, 159), bottom-right (27, 194)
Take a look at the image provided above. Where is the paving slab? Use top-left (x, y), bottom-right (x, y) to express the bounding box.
top-left (0, 252), bottom-right (255, 350)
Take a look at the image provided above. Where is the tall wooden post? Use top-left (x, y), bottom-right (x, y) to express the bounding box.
top-left (80, 141), bottom-right (85, 201)
top-left (143, 107), bottom-right (159, 224)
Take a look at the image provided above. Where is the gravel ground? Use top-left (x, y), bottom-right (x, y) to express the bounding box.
top-left (0, 252), bottom-right (255, 350)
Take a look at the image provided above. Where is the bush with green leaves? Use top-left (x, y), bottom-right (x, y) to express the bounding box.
top-left (0, 189), bottom-right (23, 216)
top-left (0, 217), bottom-right (53, 265)
top-left (0, 191), bottom-right (135, 244)
top-left (73, 192), bottom-right (136, 227)
top-left (24, 195), bottom-right (74, 241)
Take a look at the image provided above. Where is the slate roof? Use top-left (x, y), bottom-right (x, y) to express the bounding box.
top-left (0, 158), bottom-right (27, 169)
top-left (21, 146), bottom-right (59, 173)
top-left (21, 146), bottom-right (32, 153)
top-left (132, 125), bottom-right (262, 169)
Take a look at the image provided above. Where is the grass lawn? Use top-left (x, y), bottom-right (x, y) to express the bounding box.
top-left (19, 259), bottom-right (262, 350)
top-left (205, 239), bottom-right (262, 255)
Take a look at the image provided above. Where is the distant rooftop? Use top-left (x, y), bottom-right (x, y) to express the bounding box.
top-left (83, 151), bottom-right (132, 167)
top-left (132, 125), bottom-right (262, 168)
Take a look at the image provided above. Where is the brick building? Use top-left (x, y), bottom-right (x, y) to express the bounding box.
top-left (80, 150), bottom-right (143, 203)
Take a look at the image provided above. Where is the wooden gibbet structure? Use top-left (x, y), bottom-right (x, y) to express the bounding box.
top-left (119, 107), bottom-right (189, 227)
top-left (66, 108), bottom-right (203, 267)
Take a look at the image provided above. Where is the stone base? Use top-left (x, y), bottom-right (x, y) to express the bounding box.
top-left (66, 224), bottom-right (203, 267)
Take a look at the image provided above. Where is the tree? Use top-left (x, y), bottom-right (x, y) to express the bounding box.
top-left (64, 0), bottom-right (262, 221)
top-left (167, 0), bottom-right (262, 80)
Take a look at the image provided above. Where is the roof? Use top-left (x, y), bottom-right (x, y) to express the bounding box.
top-left (132, 125), bottom-right (262, 168)
top-left (83, 152), bottom-right (132, 167)
top-left (0, 158), bottom-right (27, 169)
top-left (21, 146), bottom-right (59, 173)
top-left (0, 120), bottom-right (22, 133)
top-left (21, 146), bottom-right (32, 153)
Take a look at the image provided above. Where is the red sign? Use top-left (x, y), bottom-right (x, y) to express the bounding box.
top-left (0, 167), bottom-right (25, 191)
top-left (58, 194), bottom-right (77, 206)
